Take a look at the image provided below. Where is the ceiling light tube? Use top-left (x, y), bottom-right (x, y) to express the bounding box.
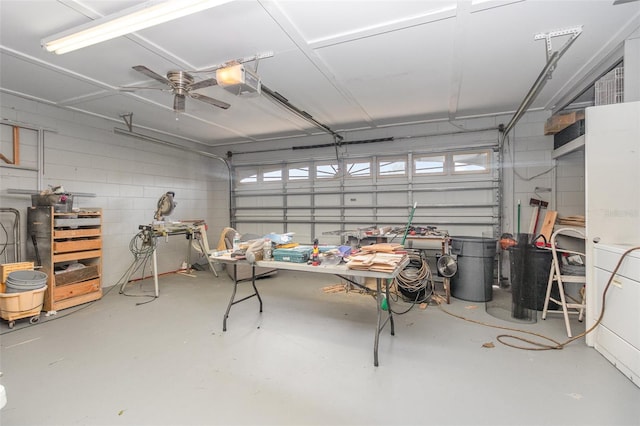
top-left (42, 0), bottom-right (234, 54)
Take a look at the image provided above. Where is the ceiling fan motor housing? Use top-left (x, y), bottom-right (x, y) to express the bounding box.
top-left (167, 71), bottom-right (194, 95)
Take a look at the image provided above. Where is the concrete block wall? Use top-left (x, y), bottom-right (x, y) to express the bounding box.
top-left (1, 93), bottom-right (230, 288)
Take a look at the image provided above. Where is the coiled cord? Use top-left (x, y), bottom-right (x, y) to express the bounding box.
top-left (437, 245), bottom-right (640, 351)
top-left (129, 229), bottom-right (156, 257)
top-left (394, 250), bottom-right (434, 303)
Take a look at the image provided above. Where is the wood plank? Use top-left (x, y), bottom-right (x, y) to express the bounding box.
top-left (539, 210), bottom-right (558, 242)
top-left (346, 252), bottom-right (406, 272)
top-left (54, 238), bottom-right (101, 253)
top-left (54, 228), bottom-right (101, 238)
top-left (544, 110), bottom-right (585, 135)
top-left (359, 243), bottom-right (404, 253)
top-left (54, 278), bottom-right (101, 301)
top-left (52, 289), bottom-right (102, 311)
top-left (53, 249), bottom-right (102, 263)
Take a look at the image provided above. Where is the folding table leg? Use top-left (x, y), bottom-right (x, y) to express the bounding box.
top-left (374, 277), bottom-right (395, 367)
top-left (223, 264), bottom-right (263, 332)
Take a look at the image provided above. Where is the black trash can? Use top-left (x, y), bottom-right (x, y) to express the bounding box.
top-left (509, 240), bottom-right (558, 317)
top-left (450, 236), bottom-right (497, 302)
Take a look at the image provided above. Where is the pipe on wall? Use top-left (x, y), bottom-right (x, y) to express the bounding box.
top-left (0, 208), bottom-right (21, 263)
top-left (113, 127), bottom-right (233, 225)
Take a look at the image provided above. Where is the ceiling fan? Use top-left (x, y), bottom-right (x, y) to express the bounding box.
top-left (121, 65), bottom-right (230, 113)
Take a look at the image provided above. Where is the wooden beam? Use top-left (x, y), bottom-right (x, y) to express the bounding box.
top-left (13, 125), bottom-right (19, 165)
top-left (0, 125), bottom-right (20, 165)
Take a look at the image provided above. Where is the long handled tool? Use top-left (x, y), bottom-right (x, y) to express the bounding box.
top-left (401, 202), bottom-right (418, 245)
top-left (529, 198), bottom-right (540, 235)
top-left (529, 198), bottom-right (549, 236)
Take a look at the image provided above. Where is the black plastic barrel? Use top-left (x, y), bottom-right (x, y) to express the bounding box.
top-left (450, 236), bottom-right (497, 302)
top-left (509, 244), bottom-right (557, 312)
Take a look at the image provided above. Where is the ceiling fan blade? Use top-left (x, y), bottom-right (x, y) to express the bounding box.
top-left (174, 94), bottom-right (186, 112)
top-left (132, 65), bottom-right (170, 85)
top-left (119, 86), bottom-right (169, 92)
top-left (190, 92), bottom-right (230, 110)
top-left (190, 78), bottom-right (218, 91)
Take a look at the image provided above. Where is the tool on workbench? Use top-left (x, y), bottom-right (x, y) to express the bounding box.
top-left (154, 191), bottom-right (176, 221)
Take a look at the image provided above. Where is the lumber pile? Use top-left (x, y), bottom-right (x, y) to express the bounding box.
top-left (557, 215), bottom-right (585, 227)
top-left (359, 243), bottom-right (404, 253)
top-left (322, 283), bottom-right (350, 293)
top-left (348, 243), bottom-right (406, 272)
top-left (544, 110), bottom-right (585, 135)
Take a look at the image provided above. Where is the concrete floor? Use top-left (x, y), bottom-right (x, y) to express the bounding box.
top-left (1, 268), bottom-right (638, 426)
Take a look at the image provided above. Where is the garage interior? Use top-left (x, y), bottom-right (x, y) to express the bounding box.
top-left (1, 0), bottom-right (639, 425)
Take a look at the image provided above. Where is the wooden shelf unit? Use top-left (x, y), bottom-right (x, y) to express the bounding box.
top-left (27, 207), bottom-right (103, 312)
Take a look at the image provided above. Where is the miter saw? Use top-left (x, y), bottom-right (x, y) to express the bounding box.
top-left (154, 191), bottom-right (177, 221)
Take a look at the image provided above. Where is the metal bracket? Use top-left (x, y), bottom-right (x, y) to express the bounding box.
top-left (199, 51), bottom-right (274, 74)
top-left (534, 26), bottom-right (583, 77)
top-left (251, 51), bottom-right (274, 73)
top-left (119, 113), bottom-right (134, 132)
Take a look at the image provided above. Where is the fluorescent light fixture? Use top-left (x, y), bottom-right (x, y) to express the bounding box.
top-left (42, 0), bottom-right (234, 54)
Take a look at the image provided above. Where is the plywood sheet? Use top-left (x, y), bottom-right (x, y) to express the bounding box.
top-left (359, 243), bottom-right (403, 253)
top-left (539, 210), bottom-right (558, 242)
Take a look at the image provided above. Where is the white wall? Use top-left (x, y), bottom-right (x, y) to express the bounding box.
top-left (1, 93), bottom-right (230, 287)
top-left (555, 149), bottom-right (585, 217)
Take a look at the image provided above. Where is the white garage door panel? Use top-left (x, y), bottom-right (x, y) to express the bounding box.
top-left (231, 147), bottom-right (500, 241)
top-left (315, 194), bottom-right (341, 205)
top-left (287, 195), bottom-right (312, 207)
top-left (345, 193), bottom-right (374, 205)
top-left (377, 193), bottom-right (410, 206)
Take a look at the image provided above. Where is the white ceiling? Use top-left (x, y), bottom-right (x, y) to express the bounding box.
top-left (1, 0), bottom-right (639, 148)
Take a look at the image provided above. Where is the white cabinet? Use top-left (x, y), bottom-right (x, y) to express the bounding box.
top-left (593, 244), bottom-right (640, 386)
top-left (585, 101), bottom-right (640, 386)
